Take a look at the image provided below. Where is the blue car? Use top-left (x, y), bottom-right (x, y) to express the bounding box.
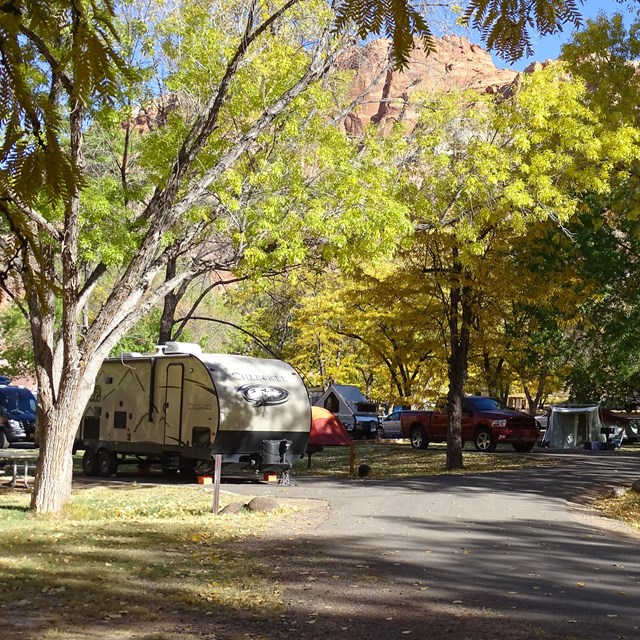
top-left (0, 386), bottom-right (37, 448)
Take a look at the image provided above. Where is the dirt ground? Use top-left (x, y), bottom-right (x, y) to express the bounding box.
top-left (6, 491), bottom-right (621, 640)
top-left (13, 474), bottom-right (633, 640)
top-left (133, 498), bottom-right (572, 640)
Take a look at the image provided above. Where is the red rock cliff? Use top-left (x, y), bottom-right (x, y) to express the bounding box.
top-left (339, 36), bottom-right (519, 135)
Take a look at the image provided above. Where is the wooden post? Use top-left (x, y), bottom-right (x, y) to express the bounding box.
top-left (349, 443), bottom-right (356, 474)
top-left (212, 454), bottom-right (222, 514)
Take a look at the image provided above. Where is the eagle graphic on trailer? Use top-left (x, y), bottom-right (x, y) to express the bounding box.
top-left (77, 342), bottom-right (311, 478)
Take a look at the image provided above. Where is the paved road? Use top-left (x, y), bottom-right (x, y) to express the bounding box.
top-left (223, 452), bottom-right (640, 640)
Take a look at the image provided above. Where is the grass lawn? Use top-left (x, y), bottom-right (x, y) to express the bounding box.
top-left (1, 443), bottom-right (638, 638)
top-left (595, 488), bottom-right (640, 531)
top-left (0, 484), bottom-right (303, 639)
top-left (292, 441), bottom-right (558, 477)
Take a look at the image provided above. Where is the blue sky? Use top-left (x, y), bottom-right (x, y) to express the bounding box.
top-left (473, 1), bottom-right (639, 71)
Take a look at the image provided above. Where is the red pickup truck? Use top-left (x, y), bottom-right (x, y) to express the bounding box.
top-left (400, 396), bottom-right (539, 452)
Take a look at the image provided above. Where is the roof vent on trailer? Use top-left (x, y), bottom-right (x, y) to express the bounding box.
top-left (161, 342), bottom-right (203, 356)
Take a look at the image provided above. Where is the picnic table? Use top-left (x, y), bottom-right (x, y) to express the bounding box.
top-left (0, 448), bottom-right (39, 489)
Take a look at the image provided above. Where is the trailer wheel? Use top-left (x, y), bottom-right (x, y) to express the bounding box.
top-left (512, 441), bottom-right (535, 453)
top-left (82, 449), bottom-right (99, 476)
top-left (161, 467), bottom-right (178, 476)
top-left (0, 430), bottom-right (8, 449)
top-left (179, 458), bottom-right (197, 478)
top-left (97, 448), bottom-right (118, 477)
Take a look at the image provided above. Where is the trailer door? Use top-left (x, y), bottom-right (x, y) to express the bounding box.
top-left (162, 363), bottom-right (184, 446)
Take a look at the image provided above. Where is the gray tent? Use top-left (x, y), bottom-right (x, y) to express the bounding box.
top-left (312, 384), bottom-right (379, 436)
top-left (543, 404), bottom-right (604, 449)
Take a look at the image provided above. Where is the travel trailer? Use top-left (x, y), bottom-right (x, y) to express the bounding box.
top-left (76, 342), bottom-right (311, 478)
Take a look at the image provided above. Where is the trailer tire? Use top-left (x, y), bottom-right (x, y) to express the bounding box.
top-left (0, 429), bottom-right (8, 449)
top-left (179, 458), bottom-right (197, 478)
top-left (82, 449), bottom-right (99, 476)
top-left (161, 467), bottom-right (178, 476)
top-left (97, 448), bottom-right (118, 477)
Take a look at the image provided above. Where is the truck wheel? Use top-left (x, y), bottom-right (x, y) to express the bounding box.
top-left (366, 422), bottom-right (379, 440)
top-left (410, 426), bottom-right (429, 450)
top-left (82, 449), bottom-right (99, 476)
top-left (513, 442), bottom-right (535, 453)
top-left (97, 448), bottom-right (118, 477)
top-left (474, 428), bottom-right (496, 452)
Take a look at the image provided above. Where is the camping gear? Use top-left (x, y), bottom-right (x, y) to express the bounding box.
top-left (543, 404), bottom-right (605, 449)
top-left (307, 407), bottom-right (355, 471)
top-left (312, 383), bottom-right (379, 438)
top-left (309, 406), bottom-right (352, 446)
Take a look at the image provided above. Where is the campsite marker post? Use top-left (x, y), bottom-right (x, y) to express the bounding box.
top-left (212, 454), bottom-right (222, 514)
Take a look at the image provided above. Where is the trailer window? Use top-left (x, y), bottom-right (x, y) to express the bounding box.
top-left (192, 427), bottom-right (211, 447)
top-left (324, 393), bottom-right (339, 414)
top-left (114, 411), bottom-right (127, 429)
top-left (83, 416), bottom-right (100, 440)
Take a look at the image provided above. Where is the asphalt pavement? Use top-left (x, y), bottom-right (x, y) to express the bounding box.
top-left (222, 451), bottom-right (640, 640)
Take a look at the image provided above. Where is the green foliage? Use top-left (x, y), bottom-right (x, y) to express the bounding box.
top-left (561, 12), bottom-right (640, 126)
top-left (0, 0), bottom-right (130, 206)
top-left (335, 0), bottom-right (436, 68)
top-left (79, 175), bottom-right (141, 266)
top-left (561, 212), bottom-right (640, 405)
top-left (110, 308), bottom-right (162, 356)
top-left (465, 0), bottom-right (582, 62)
top-left (0, 303), bottom-right (34, 378)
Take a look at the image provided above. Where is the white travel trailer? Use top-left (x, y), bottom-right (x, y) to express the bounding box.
top-left (76, 342), bottom-right (311, 478)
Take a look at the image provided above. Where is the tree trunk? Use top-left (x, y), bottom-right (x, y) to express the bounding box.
top-left (159, 257), bottom-right (180, 344)
top-left (524, 369), bottom-right (548, 414)
top-left (30, 392), bottom-right (80, 513)
top-left (446, 249), bottom-right (473, 471)
top-left (29, 359), bottom-right (103, 513)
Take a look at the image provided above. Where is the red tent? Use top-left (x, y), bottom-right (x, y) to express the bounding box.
top-left (309, 406), bottom-right (352, 446)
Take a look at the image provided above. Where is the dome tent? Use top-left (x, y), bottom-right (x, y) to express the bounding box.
top-left (543, 404), bottom-right (604, 449)
top-left (309, 406), bottom-right (352, 446)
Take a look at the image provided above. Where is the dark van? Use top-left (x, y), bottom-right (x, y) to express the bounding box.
top-left (0, 386), bottom-right (37, 447)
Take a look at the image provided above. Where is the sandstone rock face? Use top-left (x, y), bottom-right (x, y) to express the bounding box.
top-left (127, 94), bottom-right (181, 134)
top-left (339, 36), bottom-right (519, 135)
